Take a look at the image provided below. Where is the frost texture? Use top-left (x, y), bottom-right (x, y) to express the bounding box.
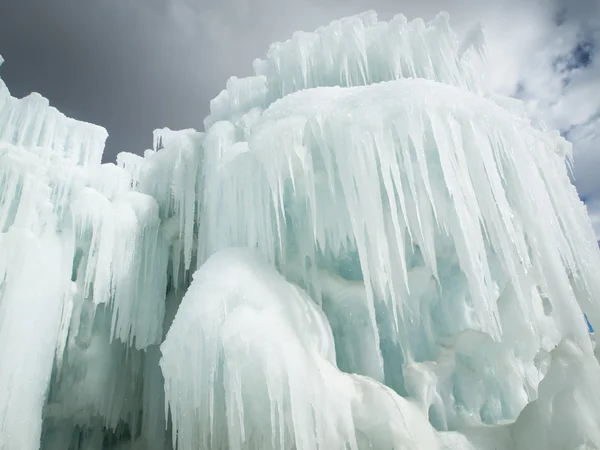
top-left (1, 11), bottom-right (600, 450)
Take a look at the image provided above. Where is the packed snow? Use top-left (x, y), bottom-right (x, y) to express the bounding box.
top-left (0, 10), bottom-right (599, 450)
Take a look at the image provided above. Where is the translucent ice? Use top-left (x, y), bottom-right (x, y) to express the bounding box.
top-left (0, 86), bottom-right (107, 166)
top-left (0, 230), bottom-right (71, 450)
top-left (199, 78), bottom-right (600, 398)
top-left (0, 8), bottom-right (600, 450)
top-left (0, 63), bottom-right (170, 449)
top-left (117, 127), bottom-right (204, 289)
top-left (160, 248), bottom-right (453, 450)
top-left (463, 340), bottom-right (600, 449)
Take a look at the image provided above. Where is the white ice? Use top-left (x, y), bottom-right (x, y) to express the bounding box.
top-left (161, 248), bottom-right (448, 450)
top-left (0, 9), bottom-right (599, 450)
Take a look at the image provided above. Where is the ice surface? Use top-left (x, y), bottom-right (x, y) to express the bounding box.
top-left (463, 340), bottom-right (600, 450)
top-left (1, 8), bottom-right (600, 450)
top-left (161, 248), bottom-right (453, 450)
top-left (199, 77), bottom-right (600, 396)
top-left (204, 11), bottom-right (485, 130)
top-left (0, 229), bottom-right (71, 450)
top-left (117, 127), bottom-right (204, 289)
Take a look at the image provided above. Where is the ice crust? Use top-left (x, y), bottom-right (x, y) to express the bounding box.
top-left (0, 10), bottom-right (600, 450)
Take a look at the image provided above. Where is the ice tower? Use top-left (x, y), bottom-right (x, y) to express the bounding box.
top-left (1, 11), bottom-right (600, 450)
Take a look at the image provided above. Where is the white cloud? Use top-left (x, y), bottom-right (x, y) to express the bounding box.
top-left (511, 6), bottom-right (600, 238)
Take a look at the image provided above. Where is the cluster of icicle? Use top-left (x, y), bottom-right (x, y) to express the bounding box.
top-left (1, 11), bottom-right (600, 450)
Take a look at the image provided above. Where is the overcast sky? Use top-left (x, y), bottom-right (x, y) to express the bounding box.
top-left (0, 0), bottom-right (599, 234)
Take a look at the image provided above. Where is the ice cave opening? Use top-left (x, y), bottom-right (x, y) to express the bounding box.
top-left (1, 10), bottom-right (600, 450)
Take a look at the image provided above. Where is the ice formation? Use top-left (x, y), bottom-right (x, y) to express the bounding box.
top-left (1, 10), bottom-right (600, 450)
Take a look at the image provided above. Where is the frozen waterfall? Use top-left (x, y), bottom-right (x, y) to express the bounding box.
top-left (1, 10), bottom-right (600, 450)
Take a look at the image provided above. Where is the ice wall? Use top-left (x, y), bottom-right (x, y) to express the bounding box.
top-left (0, 9), bottom-right (600, 450)
top-left (166, 11), bottom-right (600, 449)
top-left (0, 62), bottom-right (174, 448)
top-left (0, 67), bottom-right (106, 166)
top-left (161, 248), bottom-right (451, 450)
top-left (199, 77), bottom-right (600, 379)
top-left (204, 11), bottom-right (485, 130)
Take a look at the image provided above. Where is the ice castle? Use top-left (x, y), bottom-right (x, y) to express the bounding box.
top-left (1, 11), bottom-right (600, 450)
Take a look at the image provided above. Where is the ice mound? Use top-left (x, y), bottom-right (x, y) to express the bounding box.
top-left (463, 340), bottom-right (600, 450)
top-left (200, 76), bottom-right (600, 420)
top-left (0, 9), bottom-right (600, 450)
top-left (161, 248), bottom-right (449, 450)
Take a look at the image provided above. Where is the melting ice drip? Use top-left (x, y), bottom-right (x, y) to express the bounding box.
top-left (0, 11), bottom-right (600, 450)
